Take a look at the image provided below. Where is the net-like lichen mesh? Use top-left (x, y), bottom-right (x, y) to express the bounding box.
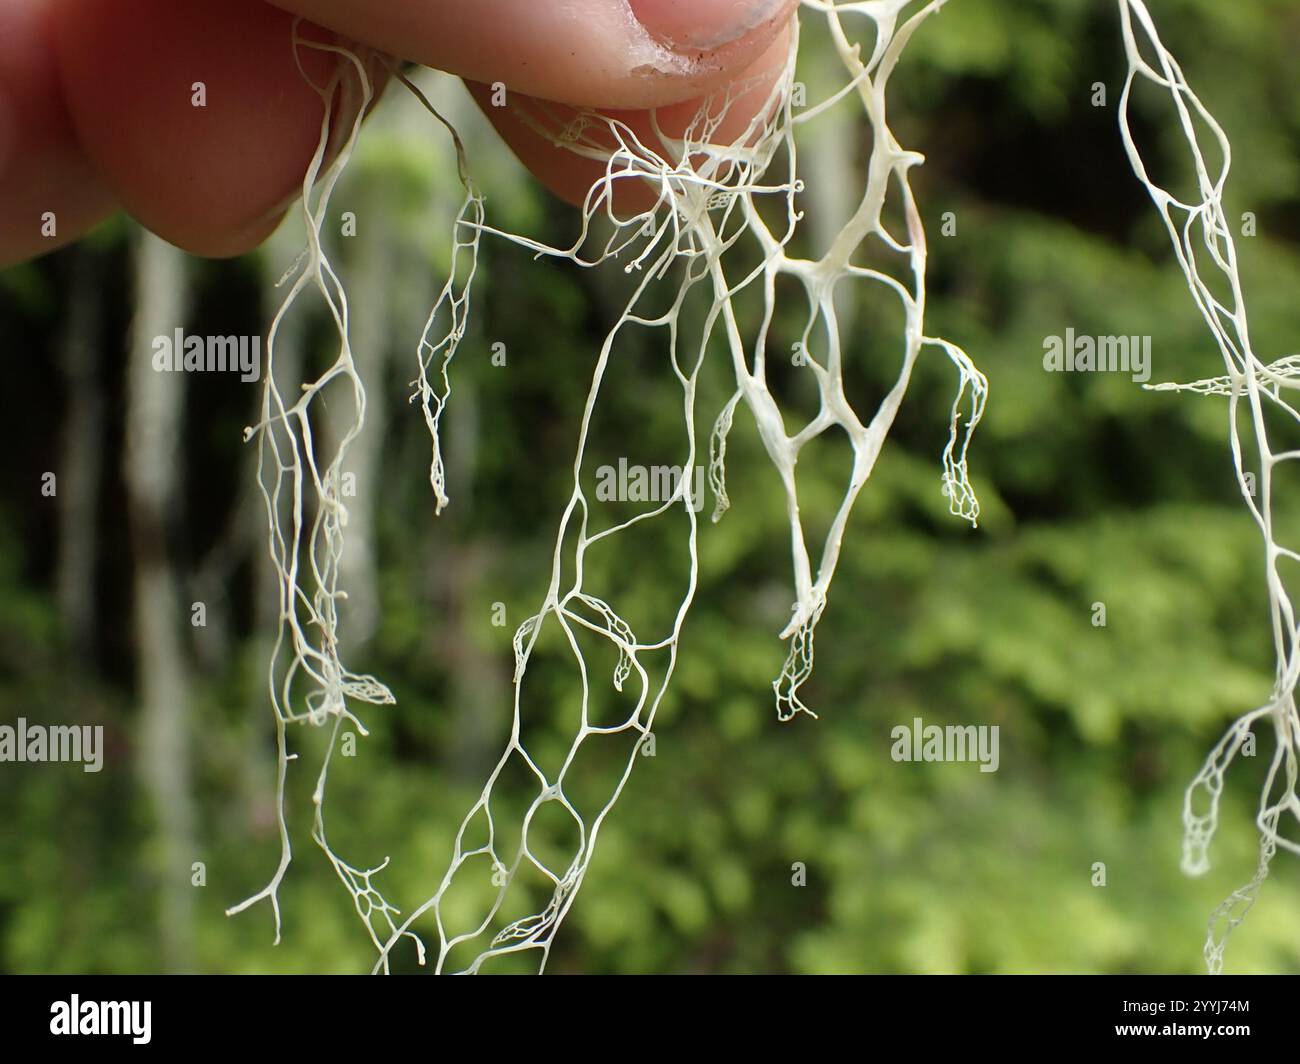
top-left (1117, 0), bottom-right (1300, 974)
top-left (385, 0), bottom-right (985, 973)
top-left (228, 2), bottom-right (985, 973)
top-left (231, 0), bottom-right (1287, 976)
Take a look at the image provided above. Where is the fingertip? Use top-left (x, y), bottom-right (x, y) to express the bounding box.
top-left (53, 0), bottom-right (336, 258)
top-left (272, 0), bottom-right (796, 111)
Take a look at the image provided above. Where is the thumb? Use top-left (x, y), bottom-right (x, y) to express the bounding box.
top-left (269, 0), bottom-right (798, 110)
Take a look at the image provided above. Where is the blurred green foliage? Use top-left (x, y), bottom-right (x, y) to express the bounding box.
top-left (2, 0), bottom-right (1300, 974)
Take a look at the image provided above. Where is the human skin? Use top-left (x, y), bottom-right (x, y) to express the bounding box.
top-left (0, 0), bottom-right (796, 267)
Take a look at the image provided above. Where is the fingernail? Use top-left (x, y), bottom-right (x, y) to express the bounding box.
top-left (629, 0), bottom-right (794, 53)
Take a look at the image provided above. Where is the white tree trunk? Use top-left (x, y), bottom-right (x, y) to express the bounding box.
top-left (124, 231), bottom-right (196, 973)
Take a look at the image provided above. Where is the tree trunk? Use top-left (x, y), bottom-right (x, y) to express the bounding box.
top-left (124, 230), bottom-right (196, 973)
top-left (56, 247), bottom-right (104, 666)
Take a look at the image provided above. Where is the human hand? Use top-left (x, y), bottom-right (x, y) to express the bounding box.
top-left (2, 0), bottom-right (796, 266)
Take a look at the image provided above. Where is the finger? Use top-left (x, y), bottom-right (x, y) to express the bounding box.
top-left (52, 0), bottom-right (348, 258)
top-left (0, 0), bottom-right (115, 267)
top-left (467, 26), bottom-right (791, 212)
top-left (270, 0), bottom-right (798, 111)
